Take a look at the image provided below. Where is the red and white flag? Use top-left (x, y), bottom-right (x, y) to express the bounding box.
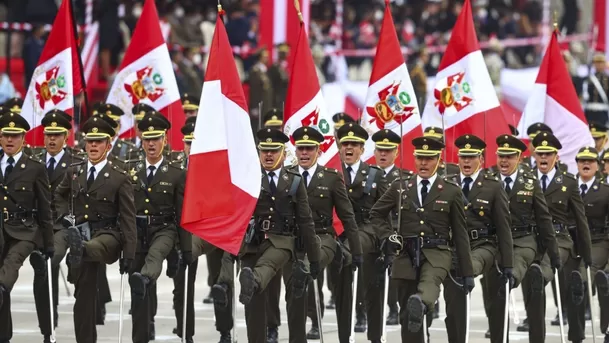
top-left (22, 0), bottom-right (82, 145)
top-left (362, 0), bottom-right (422, 170)
top-left (595, 0), bottom-right (609, 56)
top-left (106, 0), bottom-right (185, 149)
top-left (259, 0), bottom-right (310, 64)
top-left (516, 30), bottom-right (594, 173)
top-left (284, 14), bottom-right (336, 167)
top-left (181, 11), bottom-right (261, 255)
top-left (421, 0), bottom-right (509, 165)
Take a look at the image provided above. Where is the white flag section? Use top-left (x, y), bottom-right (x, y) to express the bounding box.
top-left (284, 90), bottom-right (336, 166)
top-left (107, 44), bottom-right (179, 135)
top-left (22, 48), bottom-right (74, 130)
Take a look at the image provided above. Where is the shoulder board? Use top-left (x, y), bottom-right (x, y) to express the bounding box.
top-left (561, 171), bottom-right (576, 180)
top-left (168, 162), bottom-right (184, 171)
top-left (323, 167), bottom-right (338, 174)
top-left (368, 165), bottom-right (381, 172)
top-left (600, 182), bottom-right (609, 189)
top-left (27, 155), bottom-right (44, 164)
top-left (484, 174), bottom-right (500, 182)
top-left (285, 168), bottom-right (300, 176)
top-left (112, 165), bottom-right (127, 174)
top-left (442, 178), bottom-right (460, 187)
top-left (521, 170), bottom-right (537, 180)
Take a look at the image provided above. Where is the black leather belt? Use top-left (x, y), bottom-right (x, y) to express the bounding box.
top-left (402, 236), bottom-right (449, 248)
top-left (89, 218), bottom-right (117, 230)
top-left (314, 218), bottom-right (333, 229)
top-left (553, 223), bottom-right (568, 233)
top-left (255, 219), bottom-right (294, 235)
top-left (2, 210), bottom-right (35, 222)
top-left (469, 228), bottom-right (494, 241)
top-left (136, 214), bottom-right (175, 226)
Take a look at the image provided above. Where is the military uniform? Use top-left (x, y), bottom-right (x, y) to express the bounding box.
top-left (55, 116), bottom-right (137, 343)
top-left (0, 113), bottom-right (54, 342)
top-left (30, 110), bottom-right (85, 342)
top-left (443, 135), bottom-right (514, 343)
top-left (182, 93), bottom-right (199, 118)
top-left (369, 136), bottom-right (474, 342)
top-left (423, 126), bottom-right (459, 176)
top-left (280, 126), bottom-right (362, 343)
top-left (584, 53), bottom-right (609, 125)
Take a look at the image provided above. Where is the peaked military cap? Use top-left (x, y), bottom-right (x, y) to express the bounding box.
top-left (138, 112), bottom-right (171, 139)
top-left (3, 97), bottom-right (23, 113)
top-left (81, 116), bottom-right (115, 140)
top-left (132, 103), bottom-right (156, 121)
top-left (94, 113), bottom-right (119, 130)
top-left (455, 134), bottom-right (486, 156)
top-left (99, 103), bottom-right (124, 121)
top-left (423, 126), bottom-right (444, 139)
top-left (412, 136), bottom-right (444, 157)
top-left (575, 146), bottom-right (598, 160)
top-left (90, 101), bottom-right (104, 116)
top-left (603, 151), bottom-right (609, 161)
top-left (263, 108), bottom-right (284, 128)
top-left (532, 131), bottom-right (562, 153)
top-left (293, 126), bottom-right (324, 147)
top-left (42, 109), bottom-right (72, 133)
top-left (371, 129), bottom-right (400, 149)
top-left (0, 112), bottom-right (30, 134)
top-left (257, 128), bottom-right (289, 150)
top-left (181, 116), bottom-right (196, 142)
top-left (593, 52), bottom-right (606, 63)
top-left (496, 134), bottom-right (527, 155)
top-left (332, 112), bottom-right (355, 129)
top-left (526, 122), bottom-right (552, 139)
top-left (336, 122), bottom-right (368, 144)
top-left (182, 93), bottom-right (199, 111)
top-left (589, 121), bottom-right (608, 138)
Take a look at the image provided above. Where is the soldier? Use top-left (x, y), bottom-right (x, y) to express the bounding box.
top-left (0, 112), bottom-right (54, 343)
top-left (282, 126), bottom-right (362, 342)
top-left (268, 43), bottom-right (290, 108)
top-left (370, 129), bottom-right (412, 326)
top-left (333, 122), bottom-right (387, 340)
top-left (603, 151), bottom-right (609, 181)
top-left (182, 93), bottom-right (200, 118)
top-left (248, 48), bottom-right (273, 133)
top-left (30, 110), bottom-right (84, 343)
top-left (55, 116), bottom-right (137, 343)
top-left (423, 126), bottom-right (459, 176)
top-left (369, 135), bottom-right (474, 342)
top-left (131, 103), bottom-right (156, 150)
top-left (525, 132), bottom-right (592, 343)
top-left (590, 121), bottom-right (608, 162)
top-left (574, 146), bottom-right (609, 341)
top-left (409, 47), bottom-right (428, 109)
top-left (263, 108), bottom-right (284, 130)
top-left (584, 52), bottom-right (609, 125)
top-left (2, 97), bottom-right (23, 114)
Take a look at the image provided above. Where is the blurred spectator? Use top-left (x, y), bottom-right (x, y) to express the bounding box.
top-left (176, 48), bottom-right (204, 97)
top-left (22, 24), bottom-right (45, 89)
top-left (268, 43), bottom-right (290, 108)
top-left (98, 0), bottom-right (122, 81)
top-left (484, 38), bottom-right (505, 99)
top-left (167, 2), bottom-right (205, 48)
top-left (248, 48), bottom-right (273, 131)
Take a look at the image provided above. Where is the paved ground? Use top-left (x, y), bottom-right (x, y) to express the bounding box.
top-left (7, 260), bottom-right (606, 342)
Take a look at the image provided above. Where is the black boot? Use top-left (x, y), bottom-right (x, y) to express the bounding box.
top-left (355, 306), bottom-right (367, 333)
top-left (485, 329), bottom-right (491, 338)
top-left (239, 267), bottom-right (258, 305)
top-left (406, 295), bottom-right (426, 333)
top-left (218, 332), bottom-right (231, 343)
top-left (43, 335), bottom-right (52, 343)
top-left (211, 283), bottom-right (229, 308)
top-left (266, 326), bottom-right (278, 343)
top-left (596, 271), bottom-right (609, 297)
top-left (306, 324), bottom-right (320, 339)
top-left (386, 304), bottom-right (399, 325)
top-left (516, 317), bottom-right (529, 332)
top-left (571, 271), bottom-right (585, 305)
top-left (129, 272), bottom-right (150, 300)
top-left (67, 226), bottom-right (84, 266)
top-left (326, 295), bottom-right (335, 309)
top-left (149, 321), bottom-right (155, 340)
top-left (203, 291), bottom-right (213, 304)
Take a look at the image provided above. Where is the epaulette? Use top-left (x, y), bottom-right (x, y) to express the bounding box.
top-left (27, 155), bottom-right (44, 164)
top-left (323, 167), bottom-right (338, 174)
top-left (285, 168), bottom-right (300, 176)
top-left (112, 164), bottom-right (127, 174)
top-left (286, 164), bottom-right (298, 172)
top-left (443, 177), bottom-right (460, 187)
top-left (562, 171), bottom-right (576, 180)
top-left (168, 161), bottom-right (184, 171)
top-left (484, 174), bottom-right (500, 182)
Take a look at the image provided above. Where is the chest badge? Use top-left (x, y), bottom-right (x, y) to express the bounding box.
top-left (20, 164), bottom-right (25, 169)
top-left (104, 172), bottom-right (109, 178)
top-left (524, 183), bottom-right (534, 190)
top-left (161, 165), bottom-right (168, 173)
top-left (282, 173), bottom-right (289, 181)
top-left (61, 162), bottom-right (66, 168)
top-left (556, 176), bottom-right (563, 184)
top-left (317, 172), bottom-right (323, 179)
top-left (561, 186), bottom-right (567, 192)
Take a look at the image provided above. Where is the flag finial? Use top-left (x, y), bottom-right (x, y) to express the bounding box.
top-left (552, 10), bottom-right (558, 31)
top-left (293, 0), bottom-right (303, 23)
top-left (217, 1), bottom-right (225, 16)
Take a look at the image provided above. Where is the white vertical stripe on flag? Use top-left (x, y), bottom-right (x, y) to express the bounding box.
top-left (273, 0), bottom-right (287, 44)
top-left (605, 0), bottom-right (609, 57)
top-left (82, 22), bottom-right (99, 84)
top-left (302, 0), bottom-right (310, 33)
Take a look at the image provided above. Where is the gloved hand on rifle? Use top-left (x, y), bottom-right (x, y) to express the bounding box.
top-left (462, 276), bottom-right (475, 294)
top-left (550, 254), bottom-right (562, 272)
top-left (501, 267), bottom-right (515, 289)
top-left (309, 261), bottom-right (320, 280)
top-left (119, 258), bottom-right (133, 275)
top-left (182, 251), bottom-right (194, 265)
top-left (61, 214), bottom-right (77, 229)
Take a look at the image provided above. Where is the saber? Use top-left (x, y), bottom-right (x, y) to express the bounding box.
top-left (348, 267), bottom-right (359, 343)
top-left (59, 264), bottom-right (71, 297)
top-left (502, 281), bottom-right (509, 343)
top-left (47, 259), bottom-right (56, 343)
top-left (232, 263), bottom-right (238, 343)
top-left (554, 269), bottom-right (566, 343)
top-left (182, 264), bottom-right (189, 343)
top-left (587, 267), bottom-right (597, 343)
top-left (313, 278), bottom-right (325, 343)
top-left (380, 269), bottom-right (390, 342)
top-left (118, 267), bottom-right (126, 343)
top-left (464, 292), bottom-right (471, 343)
top-left (423, 314), bottom-right (428, 343)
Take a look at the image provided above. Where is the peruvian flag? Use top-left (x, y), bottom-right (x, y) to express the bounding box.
top-left (181, 11), bottom-right (261, 255)
top-left (361, 0), bottom-right (422, 170)
top-left (595, 0), bottom-right (609, 56)
top-left (106, 0), bottom-right (185, 149)
top-left (22, 0), bottom-right (81, 145)
top-left (516, 30), bottom-right (594, 174)
top-left (284, 13), bottom-right (336, 167)
top-left (421, 0), bottom-right (509, 165)
top-left (259, 0), bottom-right (310, 64)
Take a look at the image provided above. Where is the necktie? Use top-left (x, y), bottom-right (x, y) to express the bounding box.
top-left (541, 175), bottom-right (548, 192)
top-left (268, 171), bottom-right (277, 194)
top-left (4, 156), bottom-right (14, 179)
top-left (147, 166), bottom-right (156, 185)
top-left (504, 177), bottom-right (512, 194)
top-left (580, 184), bottom-right (588, 197)
top-left (47, 157), bottom-right (56, 179)
top-left (462, 176), bottom-right (473, 198)
top-left (87, 166), bottom-right (95, 189)
top-left (302, 170), bottom-right (309, 187)
top-left (421, 179), bottom-right (430, 203)
top-left (346, 166), bottom-right (353, 185)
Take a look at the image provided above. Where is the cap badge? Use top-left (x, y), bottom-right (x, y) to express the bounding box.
top-left (503, 143), bottom-right (510, 148)
top-left (429, 129), bottom-right (435, 134)
top-left (51, 122), bottom-right (57, 127)
top-left (148, 126), bottom-right (154, 131)
top-left (92, 127), bottom-right (99, 133)
top-left (465, 143), bottom-right (471, 149)
top-left (303, 135), bottom-right (309, 140)
top-left (542, 141), bottom-right (548, 146)
top-left (383, 138), bottom-right (389, 143)
top-left (8, 122), bottom-right (14, 127)
top-left (422, 144), bottom-right (429, 150)
top-left (266, 138), bottom-right (272, 143)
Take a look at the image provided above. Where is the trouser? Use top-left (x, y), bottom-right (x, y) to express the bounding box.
top-left (206, 247), bottom-right (233, 334)
top-left (242, 240), bottom-right (292, 343)
top-left (591, 240), bottom-right (609, 333)
top-left (173, 258), bottom-right (198, 339)
top-left (130, 230), bottom-right (175, 343)
top-left (71, 234), bottom-right (122, 343)
top-left (266, 268), bottom-right (282, 329)
top-left (444, 245), bottom-right (496, 343)
top-left (33, 229), bottom-right (69, 336)
top-left (396, 261), bottom-right (446, 343)
top-left (284, 234), bottom-right (336, 343)
top-left (387, 278), bottom-right (399, 309)
top-left (96, 264), bottom-right (111, 324)
top-left (360, 232), bottom-right (383, 341)
top-left (0, 233), bottom-right (36, 341)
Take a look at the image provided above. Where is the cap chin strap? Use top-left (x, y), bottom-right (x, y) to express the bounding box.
top-left (89, 142), bottom-right (111, 164)
top-left (548, 154), bottom-right (558, 172)
top-left (507, 152), bottom-right (522, 175)
top-left (428, 157), bottom-right (441, 177)
top-left (262, 146), bottom-right (286, 171)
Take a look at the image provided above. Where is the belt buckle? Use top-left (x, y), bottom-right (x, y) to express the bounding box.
top-left (2, 210), bottom-right (7, 222)
top-left (146, 216), bottom-right (152, 225)
top-left (470, 230), bottom-right (479, 240)
top-left (418, 236), bottom-right (424, 248)
top-left (261, 220), bottom-right (271, 231)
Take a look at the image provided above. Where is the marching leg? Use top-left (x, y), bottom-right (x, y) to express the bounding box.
top-left (349, 266), bottom-right (359, 343)
top-left (555, 269), bottom-right (567, 343)
top-left (313, 277), bottom-right (325, 343)
top-left (47, 259), bottom-right (56, 343)
top-left (118, 270), bottom-right (126, 343)
top-left (182, 264), bottom-right (189, 343)
top-left (380, 269), bottom-right (389, 343)
top-left (587, 267), bottom-right (598, 343)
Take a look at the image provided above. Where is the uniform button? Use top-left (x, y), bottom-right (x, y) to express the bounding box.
top-left (2, 197), bottom-right (6, 201)
top-left (272, 197), bottom-right (275, 200)
top-left (320, 194), bottom-right (324, 198)
top-left (85, 205), bottom-right (89, 209)
top-left (84, 214), bottom-right (88, 219)
top-left (21, 187), bottom-right (25, 190)
top-left (349, 189), bottom-right (353, 193)
top-left (148, 188), bottom-right (152, 192)
top-left (270, 208), bottom-right (274, 211)
top-left (420, 208), bottom-right (424, 212)
top-left (420, 220), bottom-right (424, 224)
top-left (145, 210), bottom-right (149, 214)
top-left (163, 191), bottom-right (167, 193)
top-left (145, 199), bottom-right (150, 203)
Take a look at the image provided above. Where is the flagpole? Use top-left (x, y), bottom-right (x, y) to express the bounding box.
top-left (68, 0), bottom-right (90, 126)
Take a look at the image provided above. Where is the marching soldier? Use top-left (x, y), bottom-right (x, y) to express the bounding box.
top-left (248, 48), bottom-right (273, 133)
top-left (93, 111), bottom-right (128, 172)
top-left (603, 151), bottom-right (609, 180)
top-left (283, 126), bottom-right (362, 342)
top-left (99, 103), bottom-right (137, 161)
top-left (0, 112), bottom-right (54, 342)
top-left (584, 52), bottom-right (609, 125)
top-left (55, 116), bottom-right (137, 343)
top-left (369, 135), bottom-right (474, 342)
top-left (574, 146), bottom-right (609, 341)
top-left (523, 123), bottom-right (568, 173)
top-left (263, 108), bottom-right (284, 130)
top-left (423, 126), bottom-right (459, 176)
top-left (268, 43), bottom-right (290, 108)
top-left (182, 93), bottom-right (200, 118)
top-left (590, 122), bottom-right (608, 167)
top-left (30, 110), bottom-right (84, 343)
top-left (526, 132), bottom-right (592, 343)
top-left (2, 97), bottom-right (22, 114)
